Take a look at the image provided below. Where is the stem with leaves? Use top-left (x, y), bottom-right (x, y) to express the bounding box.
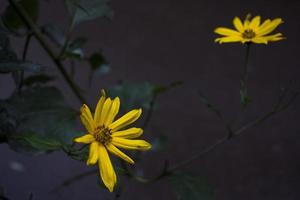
top-left (7, 0), bottom-right (87, 105)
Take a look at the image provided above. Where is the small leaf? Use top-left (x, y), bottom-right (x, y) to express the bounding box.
top-left (88, 52), bottom-right (110, 74)
top-left (0, 61), bottom-right (42, 73)
top-left (169, 173), bottom-right (214, 200)
top-left (22, 74), bottom-right (55, 86)
top-left (1, 0), bottom-right (39, 33)
top-left (65, 0), bottom-right (113, 26)
top-left (108, 82), bottom-right (155, 112)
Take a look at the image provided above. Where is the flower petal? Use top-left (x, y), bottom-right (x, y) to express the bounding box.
top-left (98, 144), bottom-right (116, 192)
top-left (99, 98), bottom-right (112, 126)
top-left (112, 127), bottom-right (143, 139)
top-left (233, 17), bottom-right (244, 32)
top-left (215, 36), bottom-right (243, 44)
top-left (74, 134), bottom-right (95, 144)
top-left (94, 90), bottom-right (106, 125)
top-left (111, 137), bottom-right (151, 151)
top-left (108, 109), bottom-right (142, 132)
top-left (87, 141), bottom-right (99, 165)
top-left (104, 97), bottom-right (120, 126)
top-left (106, 143), bottom-right (134, 164)
top-left (256, 18), bottom-right (283, 36)
top-left (251, 37), bottom-right (268, 44)
top-left (80, 104), bottom-right (96, 132)
top-left (260, 33), bottom-right (285, 42)
top-left (214, 27), bottom-right (241, 36)
top-left (249, 16), bottom-right (261, 30)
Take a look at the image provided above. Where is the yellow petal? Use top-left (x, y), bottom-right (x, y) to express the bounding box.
top-left (98, 144), bottom-right (116, 192)
top-left (251, 37), bottom-right (268, 44)
top-left (258, 19), bottom-right (271, 30)
top-left (99, 98), bottom-right (112, 126)
top-left (108, 109), bottom-right (142, 132)
top-left (112, 127), bottom-right (143, 139)
top-left (104, 97), bottom-right (120, 126)
top-left (94, 90), bottom-right (106, 125)
top-left (233, 17), bottom-right (244, 32)
top-left (215, 36), bottom-right (243, 44)
top-left (260, 33), bottom-right (285, 42)
top-left (243, 14), bottom-right (252, 29)
top-left (256, 18), bottom-right (283, 36)
top-left (74, 134), bottom-right (95, 144)
top-left (87, 142), bottom-right (99, 165)
top-left (111, 137), bottom-right (151, 151)
top-left (249, 16), bottom-right (261, 30)
top-left (80, 104), bottom-right (96, 132)
top-left (106, 143), bottom-right (134, 164)
top-left (214, 27), bottom-right (241, 36)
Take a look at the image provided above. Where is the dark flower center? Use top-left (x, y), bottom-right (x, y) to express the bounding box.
top-left (242, 29), bottom-right (256, 39)
top-left (93, 125), bottom-right (112, 144)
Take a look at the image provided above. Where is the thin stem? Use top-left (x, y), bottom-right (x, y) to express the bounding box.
top-left (240, 43), bottom-right (251, 106)
top-left (142, 95), bottom-right (157, 129)
top-left (8, 0), bottom-right (87, 105)
top-left (242, 43), bottom-right (251, 84)
top-left (19, 33), bottom-right (33, 90)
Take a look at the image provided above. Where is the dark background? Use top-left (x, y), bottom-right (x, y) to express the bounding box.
top-left (0, 0), bottom-right (300, 199)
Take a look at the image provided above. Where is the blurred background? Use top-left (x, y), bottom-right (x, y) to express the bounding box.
top-left (0, 0), bottom-right (299, 199)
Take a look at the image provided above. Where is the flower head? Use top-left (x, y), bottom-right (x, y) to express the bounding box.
top-left (74, 90), bottom-right (151, 192)
top-left (214, 14), bottom-right (285, 44)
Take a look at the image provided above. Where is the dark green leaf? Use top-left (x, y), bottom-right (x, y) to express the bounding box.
top-left (13, 133), bottom-right (63, 151)
top-left (65, 0), bottom-right (113, 26)
top-left (2, 0), bottom-right (39, 33)
top-left (6, 86), bottom-right (80, 153)
top-left (0, 61), bottom-right (42, 73)
top-left (169, 173), bottom-right (214, 200)
top-left (41, 24), bottom-right (66, 46)
top-left (150, 135), bottom-right (167, 151)
top-left (65, 37), bottom-right (88, 59)
top-left (22, 74), bottom-right (55, 86)
top-left (108, 82), bottom-right (155, 112)
top-left (88, 52), bottom-right (110, 74)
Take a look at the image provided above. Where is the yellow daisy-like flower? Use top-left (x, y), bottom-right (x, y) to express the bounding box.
top-left (214, 14), bottom-right (285, 44)
top-left (74, 90), bottom-right (151, 192)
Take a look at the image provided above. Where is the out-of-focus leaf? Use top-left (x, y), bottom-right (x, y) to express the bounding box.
top-left (13, 133), bottom-right (63, 151)
top-left (150, 135), bottom-right (167, 152)
top-left (153, 81), bottom-right (183, 95)
top-left (23, 74), bottom-right (55, 86)
top-left (0, 100), bottom-right (17, 139)
top-left (65, 0), bottom-right (113, 26)
top-left (41, 24), bottom-right (66, 46)
top-left (169, 173), bottom-right (214, 200)
top-left (0, 61), bottom-right (42, 73)
top-left (88, 52), bottom-right (110, 74)
top-left (1, 0), bottom-right (39, 33)
top-left (108, 82), bottom-right (155, 112)
top-left (65, 37), bottom-right (87, 59)
top-left (6, 86), bottom-right (80, 153)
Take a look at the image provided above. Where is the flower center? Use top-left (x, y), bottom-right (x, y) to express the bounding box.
top-left (93, 125), bottom-right (112, 145)
top-left (242, 29), bottom-right (256, 39)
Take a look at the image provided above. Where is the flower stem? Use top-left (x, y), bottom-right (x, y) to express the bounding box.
top-left (19, 33), bottom-right (33, 91)
top-left (240, 43), bottom-right (251, 106)
top-left (8, 0), bottom-right (87, 105)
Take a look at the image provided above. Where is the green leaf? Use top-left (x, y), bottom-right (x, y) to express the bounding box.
top-left (0, 61), bottom-right (42, 73)
top-left (6, 86), bottom-right (80, 153)
top-left (1, 0), bottom-right (39, 33)
top-left (88, 52), bottom-right (110, 74)
top-left (13, 133), bottom-right (63, 151)
top-left (41, 24), bottom-right (66, 46)
top-left (65, 0), bottom-right (113, 26)
top-left (150, 135), bottom-right (167, 152)
top-left (22, 74), bottom-right (55, 86)
top-left (65, 37), bottom-right (88, 59)
top-left (169, 173), bottom-right (214, 200)
top-left (108, 82), bottom-right (155, 112)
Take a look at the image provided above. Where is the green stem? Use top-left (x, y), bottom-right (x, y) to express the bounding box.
top-left (19, 33), bottom-right (33, 90)
top-left (240, 43), bottom-right (251, 106)
top-left (8, 0), bottom-right (87, 105)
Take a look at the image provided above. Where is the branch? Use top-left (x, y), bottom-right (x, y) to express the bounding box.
top-left (8, 0), bottom-right (87, 105)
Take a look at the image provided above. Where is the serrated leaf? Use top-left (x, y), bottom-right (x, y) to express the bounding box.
top-left (6, 86), bottom-right (80, 153)
top-left (169, 173), bottom-right (214, 200)
top-left (1, 0), bottom-right (39, 33)
top-left (65, 0), bottom-right (113, 26)
top-left (0, 61), bottom-right (42, 73)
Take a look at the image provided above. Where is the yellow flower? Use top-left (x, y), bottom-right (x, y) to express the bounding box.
top-left (74, 90), bottom-right (151, 192)
top-left (214, 14), bottom-right (285, 44)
